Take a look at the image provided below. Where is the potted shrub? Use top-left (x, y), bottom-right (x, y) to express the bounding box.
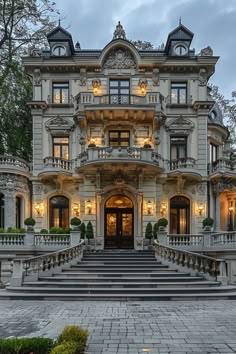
top-left (202, 217), bottom-right (214, 231)
top-left (24, 217), bottom-right (36, 231)
top-left (153, 222), bottom-right (159, 239)
top-left (70, 217), bottom-right (81, 231)
top-left (145, 221), bottom-right (153, 245)
top-left (143, 143), bottom-right (152, 148)
top-left (88, 143), bottom-right (96, 148)
top-left (157, 218), bottom-right (168, 231)
top-left (86, 221), bottom-right (94, 248)
top-left (80, 222), bottom-right (86, 239)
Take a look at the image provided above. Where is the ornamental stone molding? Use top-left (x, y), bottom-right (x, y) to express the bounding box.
top-left (199, 68), bottom-right (208, 86)
top-left (165, 116), bottom-right (194, 135)
top-left (27, 44), bottom-right (42, 57)
top-left (33, 69), bottom-right (41, 85)
top-left (152, 68), bottom-right (160, 86)
top-left (79, 68), bottom-right (87, 86)
top-left (0, 174), bottom-right (30, 194)
top-left (212, 181), bottom-right (236, 194)
top-left (45, 115), bottom-right (75, 132)
top-left (197, 182), bottom-right (207, 195)
top-left (200, 46), bottom-right (213, 56)
top-left (113, 21), bottom-right (127, 40)
top-left (103, 48), bottom-right (136, 69)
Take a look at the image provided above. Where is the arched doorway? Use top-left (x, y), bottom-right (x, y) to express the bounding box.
top-left (49, 196), bottom-right (69, 229)
top-left (105, 195), bottom-right (134, 249)
top-left (170, 196), bottom-right (190, 234)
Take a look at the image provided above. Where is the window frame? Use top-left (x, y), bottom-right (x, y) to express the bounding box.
top-left (210, 143), bottom-right (218, 163)
top-left (109, 130), bottom-right (130, 147)
top-left (52, 136), bottom-right (69, 160)
top-left (52, 81), bottom-right (69, 104)
top-left (52, 45), bottom-right (66, 56)
top-left (171, 82), bottom-right (187, 104)
top-left (170, 136), bottom-right (187, 160)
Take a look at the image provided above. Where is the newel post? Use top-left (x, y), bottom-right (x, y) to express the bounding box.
top-left (217, 260), bottom-right (228, 285)
top-left (10, 259), bottom-right (24, 287)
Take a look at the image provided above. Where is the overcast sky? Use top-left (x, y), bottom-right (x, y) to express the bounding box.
top-left (54, 0), bottom-right (236, 98)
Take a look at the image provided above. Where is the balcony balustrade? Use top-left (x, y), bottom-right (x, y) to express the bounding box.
top-left (0, 155), bottom-right (30, 174)
top-left (43, 157), bottom-right (73, 172)
top-left (208, 158), bottom-right (234, 174)
top-left (168, 157), bottom-right (196, 171)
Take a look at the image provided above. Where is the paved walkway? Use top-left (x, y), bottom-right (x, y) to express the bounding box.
top-left (0, 300), bottom-right (236, 353)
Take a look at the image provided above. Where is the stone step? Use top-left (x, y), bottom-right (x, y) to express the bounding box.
top-left (81, 260), bottom-right (159, 264)
top-left (58, 271), bottom-right (188, 277)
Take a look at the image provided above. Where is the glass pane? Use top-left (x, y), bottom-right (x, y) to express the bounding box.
top-left (179, 89), bottom-right (186, 103)
top-left (110, 89), bottom-right (119, 94)
top-left (120, 81), bottom-right (130, 87)
top-left (122, 213), bottom-right (132, 236)
top-left (54, 137), bottom-right (69, 144)
top-left (53, 82), bottom-right (69, 88)
top-left (53, 146), bottom-right (61, 157)
top-left (62, 146), bottom-right (69, 160)
top-left (53, 88), bottom-right (61, 103)
top-left (179, 208), bottom-right (187, 234)
top-left (62, 208), bottom-right (69, 228)
top-left (171, 89), bottom-right (178, 103)
top-left (106, 195), bottom-right (133, 208)
top-left (107, 213), bottom-right (117, 236)
top-left (61, 88), bottom-right (69, 103)
top-left (109, 132), bottom-right (119, 138)
top-left (120, 89), bottom-right (129, 94)
top-left (110, 81), bottom-right (119, 87)
top-left (53, 208), bottom-right (60, 228)
top-left (120, 141), bottom-right (129, 146)
top-left (120, 132), bottom-right (129, 138)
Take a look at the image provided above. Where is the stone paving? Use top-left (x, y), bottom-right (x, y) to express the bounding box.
top-left (0, 301), bottom-right (236, 353)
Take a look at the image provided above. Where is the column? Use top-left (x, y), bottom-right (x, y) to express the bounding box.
top-left (214, 193), bottom-right (221, 231)
top-left (4, 191), bottom-right (16, 229)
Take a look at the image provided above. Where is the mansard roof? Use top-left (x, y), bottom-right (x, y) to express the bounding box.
top-left (165, 23), bottom-right (194, 52)
top-left (47, 25), bottom-right (75, 53)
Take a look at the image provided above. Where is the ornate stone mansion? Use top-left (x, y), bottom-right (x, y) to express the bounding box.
top-left (0, 21), bottom-right (234, 250)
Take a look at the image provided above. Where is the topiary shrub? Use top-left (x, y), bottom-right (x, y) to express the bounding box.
top-left (145, 222), bottom-right (153, 239)
top-left (63, 227), bottom-right (71, 234)
top-left (157, 218), bottom-right (168, 228)
top-left (70, 217), bottom-right (81, 226)
top-left (54, 325), bottom-right (88, 354)
top-left (86, 221), bottom-right (94, 240)
top-left (143, 143), bottom-right (152, 148)
top-left (202, 217), bottom-right (214, 227)
top-left (88, 143), bottom-right (96, 148)
top-left (50, 340), bottom-right (84, 354)
top-left (80, 222), bottom-right (86, 239)
top-left (153, 222), bottom-right (159, 239)
top-left (0, 337), bottom-right (53, 354)
top-left (40, 228), bottom-right (48, 234)
top-left (24, 217), bottom-right (36, 226)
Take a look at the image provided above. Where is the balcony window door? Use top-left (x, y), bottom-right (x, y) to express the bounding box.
top-left (52, 82), bottom-right (69, 103)
top-left (109, 131), bottom-right (130, 147)
top-left (210, 143), bottom-right (218, 163)
top-left (49, 196), bottom-right (69, 229)
top-left (171, 82), bottom-right (187, 104)
top-left (170, 196), bottom-right (190, 234)
top-left (53, 137), bottom-right (69, 160)
top-left (109, 79), bottom-right (130, 104)
top-left (170, 136), bottom-right (187, 160)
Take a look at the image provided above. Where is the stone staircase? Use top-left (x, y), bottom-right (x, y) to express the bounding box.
top-left (3, 250), bottom-right (236, 300)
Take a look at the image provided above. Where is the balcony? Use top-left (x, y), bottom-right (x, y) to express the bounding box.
top-left (75, 146), bottom-right (164, 172)
top-left (168, 157), bottom-right (196, 171)
top-left (39, 157), bottom-right (73, 177)
top-left (0, 155), bottom-right (31, 176)
top-left (74, 92), bottom-right (166, 122)
top-left (209, 158), bottom-right (234, 173)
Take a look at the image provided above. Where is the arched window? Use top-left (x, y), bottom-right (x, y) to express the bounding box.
top-left (0, 193), bottom-right (4, 228)
top-left (16, 196), bottom-right (22, 228)
top-left (49, 196), bottom-right (69, 229)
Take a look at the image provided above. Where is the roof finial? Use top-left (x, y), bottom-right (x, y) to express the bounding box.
top-left (58, 17), bottom-right (61, 26)
top-left (113, 21), bottom-right (126, 40)
top-left (179, 16), bottom-right (182, 25)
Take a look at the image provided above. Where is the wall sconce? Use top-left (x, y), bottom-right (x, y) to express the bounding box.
top-left (92, 79), bottom-right (101, 94)
top-left (139, 79), bottom-right (147, 94)
top-left (87, 200), bottom-right (92, 214)
top-left (160, 202), bottom-right (167, 216)
top-left (198, 203), bottom-right (204, 216)
top-left (35, 203), bottom-right (43, 217)
top-left (147, 200), bottom-right (152, 215)
top-left (229, 205), bottom-right (234, 215)
top-left (73, 203), bottom-right (79, 216)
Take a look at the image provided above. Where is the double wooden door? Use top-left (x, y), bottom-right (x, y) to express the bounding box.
top-left (105, 208), bottom-right (133, 249)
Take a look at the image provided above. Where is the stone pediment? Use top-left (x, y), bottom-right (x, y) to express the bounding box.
top-left (103, 47), bottom-right (136, 69)
top-left (165, 116), bottom-right (194, 134)
top-left (45, 115), bottom-right (74, 132)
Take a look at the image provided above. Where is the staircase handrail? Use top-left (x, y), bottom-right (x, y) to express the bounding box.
top-left (153, 240), bottom-right (228, 284)
top-left (10, 240), bottom-right (85, 287)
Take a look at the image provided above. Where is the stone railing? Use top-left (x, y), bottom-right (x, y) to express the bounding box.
top-left (10, 240), bottom-right (85, 287)
top-left (0, 233), bottom-right (25, 246)
top-left (168, 157), bottom-right (196, 171)
top-left (0, 155), bottom-right (30, 173)
top-left (34, 234), bottom-right (70, 247)
top-left (43, 157), bottom-right (73, 171)
top-left (47, 94), bottom-right (73, 105)
top-left (76, 146), bottom-right (164, 168)
top-left (154, 240), bottom-right (228, 284)
top-left (209, 158), bottom-right (234, 173)
top-left (168, 234), bottom-right (203, 246)
top-left (211, 232), bottom-right (236, 246)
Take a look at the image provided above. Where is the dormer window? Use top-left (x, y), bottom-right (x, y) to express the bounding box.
top-left (174, 44), bottom-right (187, 56)
top-left (52, 45), bottom-right (66, 56)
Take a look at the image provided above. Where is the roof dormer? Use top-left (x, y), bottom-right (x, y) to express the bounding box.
top-left (47, 24), bottom-right (75, 57)
top-left (165, 21), bottom-right (194, 57)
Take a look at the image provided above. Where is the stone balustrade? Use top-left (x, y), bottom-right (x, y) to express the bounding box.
top-left (0, 155), bottom-right (30, 173)
top-left (154, 240), bottom-right (228, 284)
top-left (34, 234), bottom-right (70, 247)
top-left (0, 233), bottom-right (25, 246)
top-left (209, 158), bottom-right (234, 173)
top-left (168, 234), bottom-right (203, 246)
top-left (10, 240), bottom-right (85, 286)
top-left (167, 157), bottom-right (196, 171)
top-left (211, 232), bottom-right (236, 246)
top-left (43, 157), bottom-right (73, 171)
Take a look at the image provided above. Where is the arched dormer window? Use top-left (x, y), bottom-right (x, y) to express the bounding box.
top-left (52, 45), bottom-right (66, 56)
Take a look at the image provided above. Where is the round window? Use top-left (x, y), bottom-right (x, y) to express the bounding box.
top-left (174, 45), bottom-right (187, 56)
top-left (52, 45), bottom-right (66, 56)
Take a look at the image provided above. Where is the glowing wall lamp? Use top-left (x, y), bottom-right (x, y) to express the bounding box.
top-left (139, 79), bottom-right (147, 94)
top-left (160, 202), bottom-right (167, 216)
top-left (92, 79), bottom-right (101, 94)
top-left (147, 200), bottom-right (152, 215)
top-left (73, 203), bottom-right (79, 217)
top-left (34, 203), bottom-right (43, 217)
top-left (87, 200), bottom-right (92, 214)
top-left (198, 203), bottom-right (204, 216)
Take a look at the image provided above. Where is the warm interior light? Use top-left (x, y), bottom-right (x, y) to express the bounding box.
top-left (147, 200), bottom-right (152, 214)
top-left (161, 202), bottom-right (167, 216)
top-left (87, 200), bottom-right (92, 214)
top-left (73, 203), bottom-right (79, 216)
top-left (229, 206), bottom-right (234, 214)
top-left (198, 203), bottom-right (204, 216)
top-left (35, 203), bottom-right (42, 216)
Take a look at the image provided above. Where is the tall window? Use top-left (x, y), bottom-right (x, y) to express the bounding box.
top-left (109, 131), bottom-right (130, 147)
top-left (210, 143), bottom-right (218, 163)
top-left (49, 196), bottom-right (69, 229)
top-left (170, 136), bottom-right (187, 160)
top-left (53, 137), bottom-right (69, 159)
top-left (0, 194), bottom-right (4, 228)
top-left (171, 82), bottom-right (187, 104)
top-left (52, 82), bottom-right (69, 103)
top-left (109, 79), bottom-right (130, 104)
top-left (16, 197), bottom-right (22, 228)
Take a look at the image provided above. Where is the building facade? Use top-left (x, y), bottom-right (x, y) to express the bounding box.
top-left (0, 21), bottom-right (234, 249)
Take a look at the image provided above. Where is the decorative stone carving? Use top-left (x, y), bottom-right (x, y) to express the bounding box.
top-left (113, 171), bottom-right (127, 185)
top-left (165, 116), bottom-right (194, 135)
top-left (33, 183), bottom-right (43, 194)
top-left (0, 175), bottom-right (30, 194)
top-left (197, 183), bottom-right (207, 195)
top-left (79, 68), bottom-right (87, 86)
top-left (33, 69), bottom-right (41, 85)
top-left (113, 21), bottom-right (126, 40)
top-left (139, 79), bottom-right (148, 91)
top-left (103, 48), bottom-right (136, 69)
top-left (200, 46), bottom-right (213, 56)
top-left (212, 181), bottom-right (236, 194)
top-left (28, 44), bottom-right (41, 57)
top-left (45, 115), bottom-right (74, 132)
top-left (152, 68), bottom-right (160, 86)
top-left (92, 79), bottom-right (101, 90)
top-left (199, 68), bottom-right (208, 86)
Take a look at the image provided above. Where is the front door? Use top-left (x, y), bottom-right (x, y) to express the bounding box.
top-left (170, 196), bottom-right (190, 234)
top-left (104, 195), bottom-right (134, 249)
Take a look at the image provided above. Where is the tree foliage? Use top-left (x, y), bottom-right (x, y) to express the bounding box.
top-left (130, 39), bottom-right (154, 50)
top-left (0, 0), bottom-right (59, 160)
